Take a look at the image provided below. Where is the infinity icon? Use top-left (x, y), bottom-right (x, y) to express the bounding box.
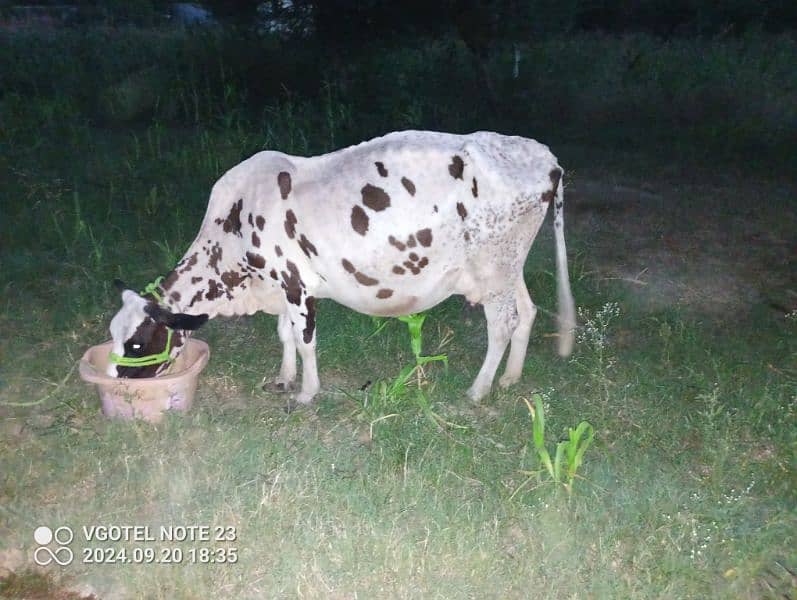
top-left (34, 545), bottom-right (74, 566)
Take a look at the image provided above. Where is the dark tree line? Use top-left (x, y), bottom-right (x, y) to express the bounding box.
top-left (9, 1), bottom-right (794, 36)
top-left (206, 0), bottom-right (797, 39)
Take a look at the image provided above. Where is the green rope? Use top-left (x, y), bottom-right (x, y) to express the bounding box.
top-left (141, 275), bottom-right (164, 302)
top-left (108, 328), bottom-right (174, 368)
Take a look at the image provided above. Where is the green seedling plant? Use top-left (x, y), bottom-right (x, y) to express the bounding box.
top-left (397, 313), bottom-right (448, 371)
top-left (364, 313), bottom-right (461, 436)
top-left (512, 394), bottom-right (595, 499)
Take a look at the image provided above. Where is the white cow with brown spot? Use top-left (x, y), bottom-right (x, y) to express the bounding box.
top-left (107, 130), bottom-right (576, 404)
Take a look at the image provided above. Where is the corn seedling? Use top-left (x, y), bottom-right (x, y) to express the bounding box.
top-left (511, 394), bottom-right (595, 499)
top-left (363, 313), bottom-right (461, 434)
top-left (397, 313), bottom-right (448, 370)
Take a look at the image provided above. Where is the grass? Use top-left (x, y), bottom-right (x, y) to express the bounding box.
top-left (1, 26), bottom-right (796, 599)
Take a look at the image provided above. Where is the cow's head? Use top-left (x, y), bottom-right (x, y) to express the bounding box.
top-left (107, 280), bottom-right (208, 378)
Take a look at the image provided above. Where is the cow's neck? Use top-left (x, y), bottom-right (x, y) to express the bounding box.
top-left (155, 245), bottom-right (261, 318)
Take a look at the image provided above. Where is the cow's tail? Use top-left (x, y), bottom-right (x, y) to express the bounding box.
top-left (552, 170), bottom-right (576, 356)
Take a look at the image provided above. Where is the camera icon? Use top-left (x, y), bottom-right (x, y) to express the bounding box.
top-left (33, 526), bottom-right (74, 566)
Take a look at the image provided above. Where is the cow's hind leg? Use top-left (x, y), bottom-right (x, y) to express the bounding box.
top-left (467, 291), bottom-right (517, 401)
top-left (499, 275), bottom-right (537, 388)
top-left (285, 296), bottom-right (320, 406)
top-left (267, 312), bottom-right (297, 392)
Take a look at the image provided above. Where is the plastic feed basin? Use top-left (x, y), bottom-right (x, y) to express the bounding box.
top-left (79, 339), bottom-right (209, 423)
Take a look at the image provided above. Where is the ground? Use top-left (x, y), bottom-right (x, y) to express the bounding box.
top-left (568, 170), bottom-right (795, 319)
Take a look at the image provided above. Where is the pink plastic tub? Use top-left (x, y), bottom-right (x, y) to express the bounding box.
top-left (79, 339), bottom-right (210, 423)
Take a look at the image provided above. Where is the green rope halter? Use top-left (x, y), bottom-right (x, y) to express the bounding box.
top-left (141, 275), bottom-right (165, 302)
top-left (108, 276), bottom-right (174, 369)
top-left (108, 328), bottom-right (173, 368)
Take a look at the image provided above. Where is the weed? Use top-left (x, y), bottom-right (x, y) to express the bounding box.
top-left (572, 302), bottom-right (621, 398)
top-left (511, 393), bottom-right (595, 498)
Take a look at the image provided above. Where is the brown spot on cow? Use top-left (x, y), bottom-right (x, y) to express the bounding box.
top-left (361, 184), bottom-right (391, 211)
top-left (388, 235), bottom-right (406, 251)
top-left (170, 291), bottom-right (181, 303)
top-left (392, 265), bottom-right (406, 275)
top-left (409, 252), bottom-right (419, 262)
top-left (448, 155), bottom-right (464, 179)
top-left (418, 257), bottom-right (429, 269)
top-left (376, 288), bottom-right (394, 299)
top-left (375, 161), bottom-right (388, 177)
top-left (433, 205), bottom-right (438, 213)
top-left (208, 242), bottom-right (223, 275)
top-left (341, 259), bottom-right (379, 286)
top-left (456, 202), bottom-right (468, 220)
top-left (341, 258), bottom-right (356, 273)
top-left (177, 253), bottom-right (198, 274)
top-left (416, 228), bottom-right (432, 247)
top-left (278, 171), bottom-right (292, 199)
top-left (354, 271), bottom-right (379, 286)
top-left (351, 205), bottom-right (369, 236)
top-left (298, 234), bottom-right (318, 258)
top-left (191, 276), bottom-right (203, 284)
top-left (401, 177), bottom-right (416, 196)
top-left (280, 261), bottom-right (303, 305)
top-left (256, 215), bottom-right (265, 231)
top-left (284, 209), bottom-right (298, 239)
top-left (246, 252), bottom-right (266, 269)
top-left (248, 212), bottom-right (254, 227)
top-left (221, 269), bottom-right (248, 289)
top-left (161, 270), bottom-right (179, 291)
top-left (269, 268), bottom-right (278, 281)
top-left (215, 198), bottom-right (244, 236)
top-left (406, 234), bottom-right (417, 248)
top-left (188, 289), bottom-right (204, 308)
top-left (403, 260), bottom-right (420, 275)
top-left (275, 245), bottom-right (283, 257)
top-left (541, 189), bottom-right (555, 204)
top-left (303, 296), bottom-right (316, 343)
top-left (464, 231), bottom-right (471, 242)
top-left (205, 279), bottom-right (224, 301)
top-left (252, 231), bottom-right (261, 247)
top-left (471, 177), bottom-right (478, 197)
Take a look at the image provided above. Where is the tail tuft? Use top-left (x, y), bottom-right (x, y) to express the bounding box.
top-left (552, 171), bottom-right (575, 356)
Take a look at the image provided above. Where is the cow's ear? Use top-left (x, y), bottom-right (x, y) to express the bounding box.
top-left (167, 312), bottom-right (209, 331)
top-left (113, 279), bottom-right (130, 293)
top-left (145, 303), bottom-right (208, 331)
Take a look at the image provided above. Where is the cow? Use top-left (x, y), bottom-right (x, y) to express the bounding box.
top-left (107, 130), bottom-right (576, 405)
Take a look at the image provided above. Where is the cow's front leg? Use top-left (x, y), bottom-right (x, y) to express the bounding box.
top-left (269, 312), bottom-right (297, 392)
top-left (286, 296), bottom-right (320, 405)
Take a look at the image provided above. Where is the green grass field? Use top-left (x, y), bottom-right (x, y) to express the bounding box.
top-left (1, 28), bottom-right (795, 599)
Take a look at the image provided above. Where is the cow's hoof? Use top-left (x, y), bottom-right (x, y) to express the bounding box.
top-left (466, 385), bottom-right (488, 403)
top-left (264, 379), bottom-right (295, 393)
top-left (498, 373), bottom-right (520, 388)
top-left (294, 391), bottom-right (316, 406)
